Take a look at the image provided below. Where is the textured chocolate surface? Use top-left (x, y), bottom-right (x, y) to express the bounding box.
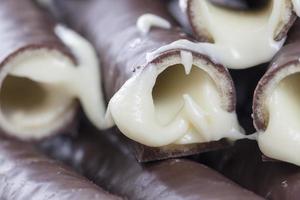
top-left (41, 122), bottom-right (263, 200)
top-left (0, 135), bottom-right (120, 200)
top-left (198, 140), bottom-right (300, 200)
top-left (52, 0), bottom-right (238, 161)
top-left (253, 20), bottom-right (300, 130)
top-left (0, 0), bottom-right (77, 139)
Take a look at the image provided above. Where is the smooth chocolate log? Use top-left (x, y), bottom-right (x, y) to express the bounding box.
top-left (0, 135), bottom-right (120, 200)
top-left (252, 20), bottom-right (300, 166)
top-left (167, 0), bottom-right (297, 69)
top-left (52, 0), bottom-right (245, 161)
top-left (0, 0), bottom-right (78, 140)
top-left (198, 140), bottom-right (300, 200)
top-left (41, 122), bottom-right (263, 200)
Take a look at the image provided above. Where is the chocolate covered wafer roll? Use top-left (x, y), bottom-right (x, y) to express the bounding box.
top-left (0, 0), bottom-right (110, 140)
top-left (0, 135), bottom-right (120, 200)
top-left (199, 140), bottom-right (300, 200)
top-left (52, 0), bottom-right (248, 161)
top-left (41, 123), bottom-right (263, 200)
top-left (253, 20), bottom-right (300, 166)
top-left (168, 0), bottom-right (298, 68)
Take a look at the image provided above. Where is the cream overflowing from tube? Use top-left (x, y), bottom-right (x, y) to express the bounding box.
top-left (258, 71), bottom-right (300, 166)
top-left (0, 25), bottom-right (110, 139)
top-left (108, 51), bottom-right (246, 147)
top-left (0, 23), bottom-right (245, 146)
top-left (156, 0), bottom-right (299, 69)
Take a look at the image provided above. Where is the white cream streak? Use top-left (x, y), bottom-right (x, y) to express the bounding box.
top-left (258, 71), bottom-right (300, 166)
top-left (0, 25), bottom-right (112, 139)
top-left (148, 0), bottom-right (299, 69)
top-left (136, 14), bottom-right (171, 35)
top-left (181, 51), bottom-right (193, 74)
top-left (292, 0), bottom-right (300, 16)
top-left (107, 51), bottom-right (248, 147)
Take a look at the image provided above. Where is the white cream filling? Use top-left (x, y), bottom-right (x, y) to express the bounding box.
top-left (148, 0), bottom-right (299, 69)
top-left (0, 25), bottom-right (110, 139)
top-left (258, 71), bottom-right (300, 166)
top-left (108, 52), bottom-right (246, 147)
top-left (136, 14), bottom-right (171, 35)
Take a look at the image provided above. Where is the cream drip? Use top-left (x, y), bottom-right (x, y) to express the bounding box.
top-left (136, 14), bottom-right (171, 35)
top-left (0, 25), bottom-right (111, 139)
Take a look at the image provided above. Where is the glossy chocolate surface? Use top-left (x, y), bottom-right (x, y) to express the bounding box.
top-left (198, 140), bottom-right (300, 200)
top-left (41, 122), bottom-right (263, 200)
top-left (0, 135), bottom-right (120, 200)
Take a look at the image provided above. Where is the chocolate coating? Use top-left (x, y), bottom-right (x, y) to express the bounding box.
top-left (0, 135), bottom-right (120, 200)
top-left (41, 122), bottom-right (263, 200)
top-left (0, 0), bottom-right (77, 139)
top-left (52, 0), bottom-right (237, 161)
top-left (198, 140), bottom-right (300, 200)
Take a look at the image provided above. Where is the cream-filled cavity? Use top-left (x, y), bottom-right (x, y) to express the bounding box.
top-left (258, 71), bottom-right (300, 166)
top-left (0, 75), bottom-right (75, 138)
top-left (0, 25), bottom-right (110, 139)
top-left (108, 54), bottom-right (245, 147)
top-left (149, 0), bottom-right (297, 69)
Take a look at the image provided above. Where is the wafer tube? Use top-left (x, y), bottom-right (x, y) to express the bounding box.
top-left (253, 20), bottom-right (300, 166)
top-left (0, 135), bottom-right (121, 200)
top-left (0, 0), bottom-right (110, 140)
top-left (198, 140), bottom-right (300, 200)
top-left (41, 123), bottom-right (263, 200)
top-left (52, 0), bottom-right (248, 161)
top-left (168, 0), bottom-right (299, 69)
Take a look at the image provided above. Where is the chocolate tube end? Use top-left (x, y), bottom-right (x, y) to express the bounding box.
top-left (133, 139), bottom-right (230, 162)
